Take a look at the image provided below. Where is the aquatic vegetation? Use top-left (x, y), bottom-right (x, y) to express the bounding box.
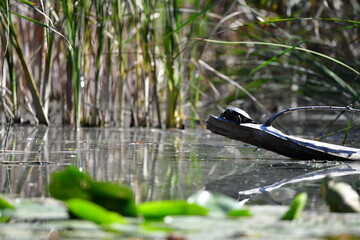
top-left (188, 190), bottom-right (252, 217)
top-left (138, 200), bottom-right (208, 219)
top-left (321, 176), bottom-right (360, 213)
top-left (48, 166), bottom-right (137, 217)
top-left (0, 1), bottom-right (359, 127)
top-left (0, 197), bottom-right (14, 222)
top-left (2, 167), bottom-right (360, 238)
top-left (48, 167), bottom-right (248, 220)
top-left (0, 197), bottom-right (14, 210)
top-left (66, 198), bottom-right (126, 225)
top-left (49, 167), bottom-right (306, 223)
top-left (281, 192), bottom-right (307, 220)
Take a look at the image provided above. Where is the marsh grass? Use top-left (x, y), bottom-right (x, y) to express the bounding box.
top-left (0, 0), bottom-right (359, 128)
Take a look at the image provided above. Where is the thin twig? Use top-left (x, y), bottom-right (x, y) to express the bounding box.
top-left (263, 106), bottom-right (360, 127)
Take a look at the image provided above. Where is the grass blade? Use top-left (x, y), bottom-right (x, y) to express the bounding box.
top-left (164, 1), bottom-right (217, 38)
top-left (249, 41), bottom-right (306, 75)
top-left (196, 39), bottom-right (359, 75)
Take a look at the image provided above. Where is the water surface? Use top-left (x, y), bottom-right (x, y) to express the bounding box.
top-left (1, 125), bottom-right (360, 210)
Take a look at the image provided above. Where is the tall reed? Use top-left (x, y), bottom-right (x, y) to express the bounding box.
top-left (0, 0), bottom-right (359, 128)
top-left (0, 0), bottom-right (48, 124)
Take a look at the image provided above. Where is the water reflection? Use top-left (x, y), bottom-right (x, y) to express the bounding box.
top-left (1, 125), bottom-right (359, 208)
top-left (0, 126), bottom-right (260, 201)
top-left (206, 161), bottom-right (360, 210)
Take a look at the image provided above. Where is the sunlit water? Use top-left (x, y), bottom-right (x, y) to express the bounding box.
top-left (1, 125), bottom-right (360, 211)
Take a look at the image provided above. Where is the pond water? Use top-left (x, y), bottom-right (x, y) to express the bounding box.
top-left (1, 124), bottom-right (360, 211)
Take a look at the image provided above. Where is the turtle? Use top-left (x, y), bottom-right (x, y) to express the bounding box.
top-left (219, 107), bottom-right (257, 125)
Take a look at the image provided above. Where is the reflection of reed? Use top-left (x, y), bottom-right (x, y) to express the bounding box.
top-left (79, 128), bottom-right (260, 202)
top-left (1, 126), bottom-right (43, 197)
top-left (1, 126), bottom-right (255, 201)
top-left (0, 126), bottom-right (70, 197)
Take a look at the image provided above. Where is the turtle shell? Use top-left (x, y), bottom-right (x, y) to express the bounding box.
top-left (220, 107), bottom-right (256, 124)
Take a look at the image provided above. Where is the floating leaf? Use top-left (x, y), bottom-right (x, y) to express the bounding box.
top-left (49, 167), bottom-right (137, 217)
top-left (282, 192), bottom-right (307, 220)
top-left (188, 191), bottom-right (251, 217)
top-left (137, 200), bottom-right (208, 219)
top-left (227, 209), bottom-right (253, 218)
top-left (0, 197), bottom-right (14, 223)
top-left (0, 197), bottom-right (14, 210)
top-left (48, 167), bottom-right (92, 201)
top-left (0, 211), bottom-right (12, 223)
top-left (88, 181), bottom-right (137, 217)
top-left (67, 198), bottom-right (126, 225)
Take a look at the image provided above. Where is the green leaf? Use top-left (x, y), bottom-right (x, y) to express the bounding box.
top-left (88, 182), bottom-right (137, 217)
top-left (188, 191), bottom-right (251, 217)
top-left (257, 17), bottom-right (360, 26)
top-left (19, 0), bottom-right (36, 6)
top-left (249, 41), bottom-right (306, 75)
top-left (48, 167), bottom-right (92, 201)
top-left (67, 198), bottom-right (126, 225)
top-left (196, 39), bottom-right (359, 75)
top-left (227, 209), bottom-right (253, 218)
top-left (48, 167), bottom-right (137, 217)
top-left (0, 197), bottom-right (14, 223)
top-left (0, 197), bottom-right (14, 210)
top-left (281, 192), bottom-right (307, 220)
top-left (137, 200), bottom-right (208, 219)
top-left (8, 10), bottom-right (71, 48)
top-left (164, 2), bottom-right (216, 38)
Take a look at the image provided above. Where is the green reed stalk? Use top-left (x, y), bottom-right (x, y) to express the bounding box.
top-left (111, 0), bottom-right (125, 126)
top-left (7, 17), bottom-right (49, 124)
top-left (163, 0), bottom-right (182, 128)
top-left (106, 36), bottom-right (113, 124)
top-left (144, 0), bottom-right (162, 127)
top-left (0, 1), bottom-right (13, 121)
top-left (139, 0), bottom-right (159, 127)
top-left (92, 0), bottom-right (108, 126)
top-left (187, 0), bottom-right (209, 128)
top-left (0, 0), bottom-right (48, 124)
top-left (4, 44), bottom-right (17, 122)
top-left (41, 1), bottom-right (58, 115)
top-left (41, 31), bottom-right (54, 114)
top-left (140, 0), bottom-right (151, 127)
top-left (61, 0), bottom-right (89, 127)
top-left (134, 15), bottom-right (141, 127)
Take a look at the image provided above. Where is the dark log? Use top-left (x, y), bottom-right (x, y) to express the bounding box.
top-left (206, 115), bottom-right (360, 161)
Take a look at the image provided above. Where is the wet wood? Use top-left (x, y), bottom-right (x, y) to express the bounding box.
top-left (206, 115), bottom-right (360, 161)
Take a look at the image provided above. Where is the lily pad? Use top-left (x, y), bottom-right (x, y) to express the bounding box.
top-left (188, 190), bottom-right (251, 217)
top-left (0, 197), bottom-right (14, 210)
top-left (67, 198), bottom-right (126, 225)
top-left (48, 167), bottom-right (92, 201)
top-left (0, 197), bottom-right (15, 223)
top-left (87, 181), bottom-right (137, 217)
top-left (48, 167), bottom-right (137, 216)
top-left (137, 200), bottom-right (208, 219)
